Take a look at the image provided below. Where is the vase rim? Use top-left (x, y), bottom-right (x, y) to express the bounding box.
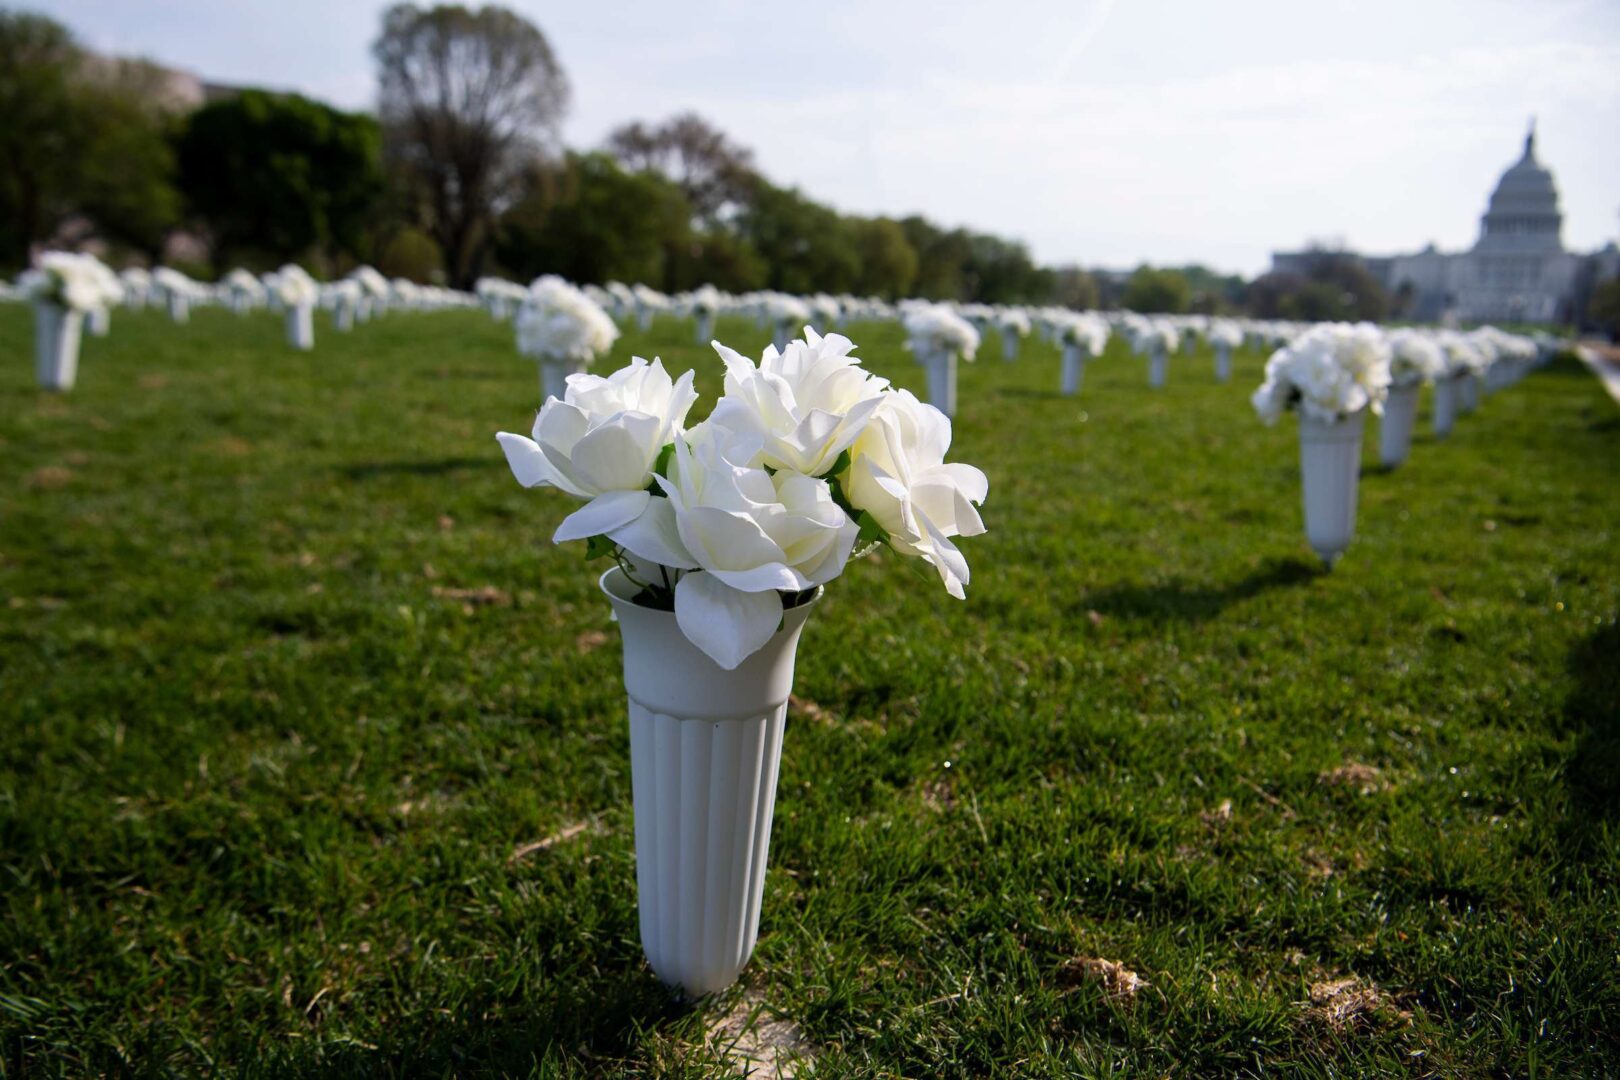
top-left (599, 566), bottom-right (823, 614)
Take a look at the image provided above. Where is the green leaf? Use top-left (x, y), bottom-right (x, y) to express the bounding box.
top-left (583, 534), bottom-right (617, 561)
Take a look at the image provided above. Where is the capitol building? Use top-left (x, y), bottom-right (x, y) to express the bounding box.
top-left (1272, 126), bottom-right (1619, 326)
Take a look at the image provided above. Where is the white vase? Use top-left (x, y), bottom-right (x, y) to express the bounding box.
top-left (1379, 382), bottom-right (1420, 469)
top-left (334, 300), bottom-right (355, 332)
top-left (1060, 342), bottom-right (1087, 396)
top-left (540, 358), bottom-right (586, 403)
top-left (285, 304), bottom-right (314, 350)
top-left (166, 293), bottom-right (189, 324)
top-left (1001, 334), bottom-right (1019, 362)
top-left (921, 350), bottom-right (959, 416)
top-left (772, 323), bottom-right (791, 354)
top-left (1459, 373), bottom-right (1480, 414)
top-left (88, 306), bottom-right (110, 338)
top-left (1214, 344), bottom-right (1232, 383)
top-left (601, 567), bottom-right (818, 997)
top-left (1298, 409), bottom-right (1365, 568)
top-left (1181, 334), bottom-right (1196, 356)
top-left (694, 312), bottom-right (715, 346)
top-left (356, 298), bottom-right (374, 323)
top-left (33, 302), bottom-right (83, 392)
top-left (1149, 347), bottom-right (1168, 388)
top-left (1433, 376), bottom-right (1460, 440)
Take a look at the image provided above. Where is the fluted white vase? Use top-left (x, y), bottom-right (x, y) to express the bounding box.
top-left (1001, 334), bottom-right (1019, 362)
top-left (166, 293), bottom-right (189, 324)
top-left (1379, 382), bottom-right (1420, 469)
top-left (1459, 373), bottom-right (1480, 414)
top-left (772, 323), bottom-right (791, 354)
top-left (540, 358), bottom-right (586, 403)
top-left (1298, 410), bottom-right (1365, 568)
top-left (602, 567), bottom-right (817, 997)
top-left (1060, 343), bottom-right (1087, 396)
top-left (921, 350), bottom-right (959, 416)
top-left (694, 311), bottom-right (715, 346)
top-left (1433, 375), bottom-right (1461, 440)
top-left (636, 307), bottom-right (654, 333)
top-left (285, 304), bottom-right (314, 351)
top-left (1214, 344), bottom-right (1232, 383)
top-left (33, 302), bottom-right (83, 392)
top-left (333, 300), bottom-right (355, 332)
top-left (1149, 347), bottom-right (1168, 388)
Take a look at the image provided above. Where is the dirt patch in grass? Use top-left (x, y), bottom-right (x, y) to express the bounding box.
top-left (1318, 762), bottom-right (1385, 794)
top-left (707, 991), bottom-right (813, 1078)
top-left (1059, 956), bottom-right (1151, 1003)
top-left (1302, 975), bottom-right (1410, 1033)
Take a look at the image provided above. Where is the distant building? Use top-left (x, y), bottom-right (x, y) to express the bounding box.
top-left (1272, 125), bottom-right (1620, 326)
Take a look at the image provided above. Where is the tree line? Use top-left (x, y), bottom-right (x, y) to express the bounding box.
top-left (2, 3), bottom-right (1403, 319)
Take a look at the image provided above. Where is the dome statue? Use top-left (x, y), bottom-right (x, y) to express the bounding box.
top-left (1474, 121), bottom-right (1564, 254)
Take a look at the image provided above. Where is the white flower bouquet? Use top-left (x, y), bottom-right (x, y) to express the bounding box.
top-left (1386, 330), bottom-right (1444, 388)
top-left (497, 327), bottom-right (988, 670)
top-left (19, 252), bottom-right (112, 313)
top-left (1251, 322), bottom-right (1391, 426)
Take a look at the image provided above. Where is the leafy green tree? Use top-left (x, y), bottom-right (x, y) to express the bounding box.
top-left (737, 182), bottom-right (859, 295)
top-left (377, 226), bottom-right (444, 282)
top-left (849, 217), bottom-right (917, 299)
top-left (176, 90), bottom-right (382, 271)
top-left (666, 230), bottom-right (767, 293)
top-left (0, 13), bottom-right (179, 269)
top-left (74, 59), bottom-right (182, 260)
top-left (0, 11), bottom-right (78, 269)
top-left (1052, 266), bottom-right (1100, 310)
top-left (899, 216), bottom-right (967, 299)
top-left (496, 152), bottom-right (690, 286)
top-left (1122, 266), bottom-right (1192, 314)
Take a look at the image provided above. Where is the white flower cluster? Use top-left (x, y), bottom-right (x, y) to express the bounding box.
top-left (1251, 322), bottom-right (1392, 425)
top-left (1433, 331), bottom-right (1488, 377)
top-left (1206, 320), bottom-right (1245, 349)
top-left (497, 327), bottom-right (989, 669)
top-left (1058, 312), bottom-right (1110, 355)
top-left (515, 276), bottom-right (621, 366)
top-left (902, 303), bottom-right (981, 362)
top-left (1386, 329), bottom-right (1445, 387)
top-left (19, 252), bottom-right (122, 313)
top-left (268, 265), bottom-right (320, 308)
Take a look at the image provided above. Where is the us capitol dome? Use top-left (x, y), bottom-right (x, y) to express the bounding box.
top-left (1272, 123), bottom-right (1619, 326)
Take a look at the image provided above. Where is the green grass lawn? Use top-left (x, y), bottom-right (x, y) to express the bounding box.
top-left (1, 303), bottom-right (1616, 1077)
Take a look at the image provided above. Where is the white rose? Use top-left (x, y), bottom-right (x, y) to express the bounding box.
top-left (707, 327), bottom-right (889, 477)
top-left (625, 424), bottom-right (857, 670)
top-left (845, 389), bottom-right (988, 599)
top-left (496, 357), bottom-right (698, 544)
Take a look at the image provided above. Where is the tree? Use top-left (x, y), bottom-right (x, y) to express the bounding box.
top-left (496, 152), bottom-right (691, 287)
top-left (1243, 250), bottom-right (1386, 321)
top-left (849, 217), bottom-right (917, 298)
top-left (72, 59), bottom-right (182, 260)
top-left (1588, 277), bottom-right (1620, 341)
top-left (1122, 266), bottom-right (1192, 314)
top-left (737, 182), bottom-right (860, 295)
top-left (605, 112), bottom-right (757, 225)
top-left (0, 14), bottom-right (182, 269)
top-left (1051, 266), bottom-right (1100, 310)
top-left (374, 3), bottom-right (569, 287)
top-left (176, 91), bottom-right (382, 270)
top-left (0, 11), bottom-right (77, 268)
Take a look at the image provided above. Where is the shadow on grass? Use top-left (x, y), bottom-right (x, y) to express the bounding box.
top-left (1559, 620), bottom-right (1620, 860)
top-left (341, 456), bottom-right (490, 480)
top-left (263, 968), bottom-right (698, 1077)
top-left (1072, 557), bottom-right (1320, 625)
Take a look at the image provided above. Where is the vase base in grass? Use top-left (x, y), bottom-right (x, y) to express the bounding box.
top-left (921, 351), bottom-right (959, 416)
top-left (1060, 345), bottom-right (1087, 396)
top-left (540, 359), bottom-right (587, 404)
top-left (1148, 349), bottom-right (1167, 388)
top-left (1298, 410), bottom-right (1365, 570)
top-left (1379, 382), bottom-right (1420, 469)
top-left (602, 568), bottom-right (818, 998)
top-left (33, 303), bottom-right (83, 392)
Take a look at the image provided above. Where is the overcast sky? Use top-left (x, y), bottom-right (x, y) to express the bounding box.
top-left (33, 0), bottom-right (1620, 275)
